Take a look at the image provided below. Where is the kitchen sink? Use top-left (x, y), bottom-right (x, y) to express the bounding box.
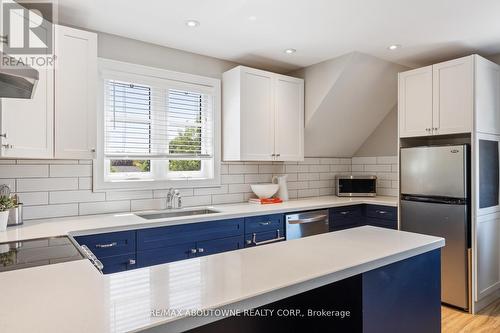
top-left (136, 208), bottom-right (219, 220)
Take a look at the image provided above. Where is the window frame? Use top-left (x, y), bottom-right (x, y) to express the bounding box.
top-left (94, 59), bottom-right (221, 191)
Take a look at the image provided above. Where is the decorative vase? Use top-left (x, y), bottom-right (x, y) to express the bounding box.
top-left (0, 210), bottom-right (9, 231)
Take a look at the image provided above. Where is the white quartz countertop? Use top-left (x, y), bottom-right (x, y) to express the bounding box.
top-left (0, 226), bottom-right (443, 333)
top-left (0, 195), bottom-right (397, 243)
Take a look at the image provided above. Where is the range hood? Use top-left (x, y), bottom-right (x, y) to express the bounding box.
top-left (0, 51), bottom-right (39, 99)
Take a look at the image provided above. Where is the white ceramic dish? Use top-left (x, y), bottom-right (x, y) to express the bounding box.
top-left (250, 184), bottom-right (280, 199)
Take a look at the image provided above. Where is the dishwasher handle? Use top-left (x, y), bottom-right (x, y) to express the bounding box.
top-left (287, 214), bottom-right (328, 224)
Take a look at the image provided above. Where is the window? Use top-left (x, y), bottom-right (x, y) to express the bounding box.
top-left (95, 60), bottom-right (220, 190)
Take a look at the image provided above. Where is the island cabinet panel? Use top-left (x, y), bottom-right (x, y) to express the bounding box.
top-left (136, 243), bottom-right (196, 268)
top-left (99, 253), bottom-right (137, 274)
top-left (363, 249), bottom-right (441, 333)
top-left (244, 214), bottom-right (285, 247)
top-left (186, 249), bottom-right (441, 333)
top-left (197, 236), bottom-right (245, 257)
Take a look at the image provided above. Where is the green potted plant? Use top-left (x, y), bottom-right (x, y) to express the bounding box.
top-left (0, 196), bottom-right (16, 231)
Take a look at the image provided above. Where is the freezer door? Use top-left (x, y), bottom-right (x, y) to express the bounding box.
top-left (400, 145), bottom-right (467, 198)
top-left (400, 200), bottom-right (469, 309)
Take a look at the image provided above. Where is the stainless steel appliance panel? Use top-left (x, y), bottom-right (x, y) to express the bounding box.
top-left (285, 210), bottom-right (329, 240)
top-left (400, 145), bottom-right (467, 198)
top-left (401, 199), bottom-right (469, 309)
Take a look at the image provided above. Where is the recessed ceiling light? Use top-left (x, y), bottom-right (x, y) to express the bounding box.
top-left (284, 48), bottom-right (297, 54)
top-left (248, 15), bottom-right (257, 21)
top-left (388, 44), bottom-right (401, 50)
top-left (185, 20), bottom-right (200, 27)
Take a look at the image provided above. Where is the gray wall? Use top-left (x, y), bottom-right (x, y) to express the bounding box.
top-left (97, 32), bottom-right (238, 79)
top-left (355, 106), bottom-right (398, 156)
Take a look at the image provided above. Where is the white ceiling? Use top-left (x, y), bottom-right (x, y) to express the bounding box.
top-left (57, 0), bottom-right (500, 71)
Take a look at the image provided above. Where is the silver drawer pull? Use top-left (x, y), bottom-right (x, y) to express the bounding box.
top-left (95, 242), bottom-right (117, 248)
top-left (288, 215), bottom-right (327, 224)
top-left (81, 245), bottom-right (104, 272)
top-left (247, 230), bottom-right (285, 246)
top-left (190, 248), bottom-right (197, 254)
top-left (128, 259), bottom-right (136, 265)
top-left (376, 210), bottom-right (388, 214)
top-left (340, 211), bottom-right (350, 215)
top-left (259, 221), bottom-right (272, 226)
top-left (198, 248), bottom-right (204, 253)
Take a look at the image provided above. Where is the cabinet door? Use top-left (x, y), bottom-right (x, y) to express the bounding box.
top-left (0, 60), bottom-right (54, 158)
top-left (398, 66), bottom-right (433, 138)
top-left (274, 75), bottom-right (304, 161)
top-left (432, 56), bottom-right (474, 135)
top-left (55, 25), bottom-right (97, 159)
top-left (476, 213), bottom-right (500, 301)
top-left (196, 236), bottom-right (244, 256)
top-left (475, 56), bottom-right (500, 135)
top-left (240, 68), bottom-right (274, 161)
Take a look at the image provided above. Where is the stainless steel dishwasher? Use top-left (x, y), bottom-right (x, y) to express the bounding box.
top-left (285, 209), bottom-right (329, 240)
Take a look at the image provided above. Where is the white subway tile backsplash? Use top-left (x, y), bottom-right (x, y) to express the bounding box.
top-left (23, 204), bottom-right (79, 220)
top-left (50, 164), bottom-right (92, 177)
top-left (17, 192), bottom-right (49, 206)
top-left (0, 155), bottom-right (398, 220)
top-left (17, 178), bottom-right (78, 192)
top-left (0, 165), bottom-right (48, 178)
top-left (79, 200), bottom-right (130, 215)
top-left (106, 190), bottom-right (153, 201)
top-left (131, 199), bottom-right (166, 211)
top-left (352, 157), bottom-right (377, 165)
top-left (50, 190), bottom-right (105, 204)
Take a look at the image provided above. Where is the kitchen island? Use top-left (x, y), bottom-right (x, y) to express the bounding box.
top-left (0, 225), bottom-right (443, 333)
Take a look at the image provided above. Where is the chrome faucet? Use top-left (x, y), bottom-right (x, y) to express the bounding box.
top-left (166, 188), bottom-right (182, 209)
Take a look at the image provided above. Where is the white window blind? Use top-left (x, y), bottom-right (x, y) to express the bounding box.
top-left (104, 79), bottom-right (214, 160)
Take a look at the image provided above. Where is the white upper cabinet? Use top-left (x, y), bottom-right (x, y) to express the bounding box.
top-left (399, 55), bottom-right (480, 138)
top-left (432, 56), bottom-right (474, 135)
top-left (54, 25), bottom-right (97, 159)
top-left (475, 57), bottom-right (500, 135)
top-left (274, 75), bottom-right (304, 161)
top-left (398, 66), bottom-right (433, 138)
top-left (0, 58), bottom-right (54, 158)
top-left (223, 66), bottom-right (304, 161)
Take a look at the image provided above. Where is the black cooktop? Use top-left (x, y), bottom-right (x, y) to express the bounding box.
top-left (0, 236), bottom-right (84, 272)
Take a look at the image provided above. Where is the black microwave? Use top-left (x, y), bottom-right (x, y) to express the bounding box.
top-left (336, 175), bottom-right (377, 197)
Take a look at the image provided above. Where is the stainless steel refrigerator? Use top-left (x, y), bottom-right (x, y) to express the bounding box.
top-left (400, 144), bottom-right (470, 310)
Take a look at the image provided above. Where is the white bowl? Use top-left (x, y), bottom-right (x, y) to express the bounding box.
top-left (250, 184), bottom-right (280, 199)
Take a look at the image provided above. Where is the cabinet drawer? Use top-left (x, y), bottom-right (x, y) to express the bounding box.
top-left (245, 214), bottom-right (284, 234)
top-left (365, 205), bottom-right (397, 220)
top-left (197, 236), bottom-right (244, 257)
top-left (137, 218), bottom-right (243, 251)
top-left (136, 242), bottom-right (196, 268)
top-left (75, 230), bottom-right (136, 258)
top-left (366, 217), bottom-right (398, 230)
top-left (244, 229), bottom-right (285, 247)
top-left (99, 253), bottom-right (136, 274)
top-left (329, 205), bottom-right (363, 228)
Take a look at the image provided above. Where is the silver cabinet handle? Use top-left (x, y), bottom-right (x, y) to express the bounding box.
top-left (433, 127), bottom-right (438, 131)
top-left (80, 245), bottom-right (104, 272)
top-left (246, 229), bottom-right (285, 246)
top-left (90, 148), bottom-right (96, 152)
top-left (0, 133), bottom-right (6, 138)
top-left (339, 211), bottom-right (350, 215)
top-left (276, 153), bottom-right (281, 157)
top-left (1, 144), bottom-right (13, 149)
top-left (288, 215), bottom-right (328, 224)
top-left (95, 242), bottom-right (117, 248)
top-left (376, 210), bottom-right (388, 214)
top-left (271, 153), bottom-right (276, 157)
top-left (128, 259), bottom-right (136, 265)
top-left (259, 221), bottom-right (272, 226)
top-left (190, 248), bottom-right (197, 254)
top-left (198, 248), bottom-right (204, 253)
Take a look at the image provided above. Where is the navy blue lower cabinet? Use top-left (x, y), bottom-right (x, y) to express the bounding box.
top-left (74, 230), bottom-right (136, 258)
top-left (136, 242), bottom-right (196, 268)
top-left (362, 249), bottom-right (441, 333)
top-left (365, 217), bottom-right (397, 230)
top-left (329, 205), bottom-right (363, 231)
top-left (196, 236), bottom-right (245, 257)
top-left (244, 229), bottom-right (285, 247)
top-left (99, 253), bottom-right (137, 274)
